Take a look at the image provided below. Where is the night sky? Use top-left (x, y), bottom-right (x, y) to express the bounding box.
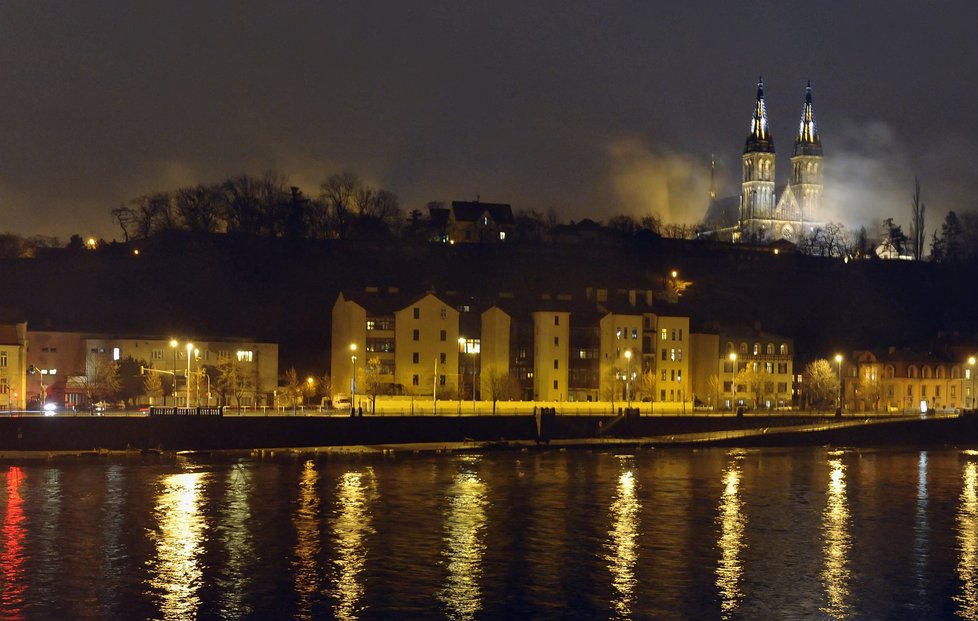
top-left (3, 2), bottom-right (977, 240)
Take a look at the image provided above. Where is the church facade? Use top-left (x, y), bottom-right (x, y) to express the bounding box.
top-left (705, 79), bottom-right (824, 243)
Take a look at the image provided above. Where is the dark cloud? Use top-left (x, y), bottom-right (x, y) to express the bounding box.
top-left (2, 2), bottom-right (977, 240)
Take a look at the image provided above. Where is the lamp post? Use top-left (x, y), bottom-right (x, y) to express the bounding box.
top-left (169, 339), bottom-right (178, 406)
top-left (350, 343), bottom-right (358, 415)
top-left (729, 352), bottom-right (737, 412)
top-left (624, 349), bottom-right (633, 408)
top-left (306, 377), bottom-right (314, 407)
top-left (969, 356), bottom-right (976, 411)
top-left (835, 354), bottom-right (843, 412)
top-left (185, 342), bottom-right (194, 408)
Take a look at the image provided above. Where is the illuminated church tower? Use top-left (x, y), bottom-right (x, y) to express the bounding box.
top-left (790, 81), bottom-right (823, 224)
top-left (739, 77), bottom-right (776, 240)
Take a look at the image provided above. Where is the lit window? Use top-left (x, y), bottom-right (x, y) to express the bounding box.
top-left (237, 350), bottom-right (254, 362)
top-left (0, 351), bottom-right (6, 367)
top-left (661, 329), bottom-right (667, 341)
top-left (499, 231), bottom-right (506, 240)
top-left (113, 347), bottom-right (121, 361)
top-left (632, 328), bottom-right (638, 340)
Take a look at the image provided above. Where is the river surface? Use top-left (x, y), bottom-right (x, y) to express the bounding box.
top-left (1, 447), bottom-right (977, 620)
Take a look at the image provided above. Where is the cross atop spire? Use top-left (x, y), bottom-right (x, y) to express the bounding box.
top-left (794, 80), bottom-right (823, 156)
top-left (744, 76), bottom-right (775, 154)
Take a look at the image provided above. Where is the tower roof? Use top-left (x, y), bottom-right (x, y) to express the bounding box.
top-left (744, 77), bottom-right (775, 154)
top-left (793, 81), bottom-right (823, 157)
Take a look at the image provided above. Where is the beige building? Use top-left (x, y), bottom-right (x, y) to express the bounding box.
top-left (846, 348), bottom-right (973, 412)
top-left (27, 331), bottom-right (278, 408)
top-left (691, 327), bottom-right (794, 410)
top-left (332, 289), bottom-right (461, 404)
top-left (533, 310), bottom-right (570, 401)
top-left (330, 287), bottom-right (700, 408)
top-left (652, 314), bottom-right (691, 405)
top-left (0, 322), bottom-right (28, 411)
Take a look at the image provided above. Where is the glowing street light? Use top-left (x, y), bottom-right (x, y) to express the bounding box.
top-left (624, 349), bottom-right (633, 407)
top-left (185, 342), bottom-right (194, 408)
top-left (169, 338), bottom-right (178, 406)
top-left (350, 343), bottom-right (358, 414)
top-left (969, 356), bottom-right (976, 410)
top-left (306, 377), bottom-right (314, 406)
top-left (835, 354), bottom-right (843, 412)
top-left (729, 352), bottom-right (737, 412)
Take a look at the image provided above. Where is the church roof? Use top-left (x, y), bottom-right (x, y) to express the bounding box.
top-left (744, 77), bottom-right (775, 154)
top-left (793, 81), bottom-right (823, 157)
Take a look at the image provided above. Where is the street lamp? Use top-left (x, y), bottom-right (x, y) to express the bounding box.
top-left (350, 343), bottom-right (358, 414)
top-left (185, 342), bottom-right (194, 408)
top-left (624, 349), bottom-right (633, 407)
top-left (969, 356), bottom-right (976, 411)
top-left (169, 338), bottom-right (178, 406)
top-left (835, 354), bottom-right (843, 412)
top-left (306, 377), bottom-right (314, 407)
top-left (458, 338), bottom-right (476, 413)
top-left (729, 352), bottom-right (737, 411)
top-left (193, 348), bottom-right (201, 406)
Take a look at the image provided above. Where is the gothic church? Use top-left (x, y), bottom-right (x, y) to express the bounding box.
top-left (704, 78), bottom-right (824, 242)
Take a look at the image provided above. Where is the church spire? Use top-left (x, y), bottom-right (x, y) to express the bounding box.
top-left (744, 76), bottom-right (775, 154)
top-left (794, 80), bottom-right (823, 156)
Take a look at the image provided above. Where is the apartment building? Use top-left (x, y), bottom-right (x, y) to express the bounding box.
top-left (27, 331), bottom-right (278, 408)
top-left (0, 321), bottom-right (28, 411)
top-left (846, 348), bottom-right (974, 412)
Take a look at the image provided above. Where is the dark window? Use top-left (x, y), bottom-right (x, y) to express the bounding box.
top-left (412, 329), bottom-right (419, 341)
top-left (413, 308), bottom-right (420, 319)
top-left (554, 359), bottom-right (559, 370)
top-left (554, 315), bottom-right (560, 326)
top-left (412, 352), bottom-right (419, 364)
top-left (440, 353), bottom-right (447, 364)
top-left (440, 329), bottom-right (446, 341)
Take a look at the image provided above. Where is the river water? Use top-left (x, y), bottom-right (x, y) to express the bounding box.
top-left (1, 447), bottom-right (977, 620)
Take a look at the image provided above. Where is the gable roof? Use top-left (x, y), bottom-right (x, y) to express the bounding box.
top-left (451, 201), bottom-right (514, 225)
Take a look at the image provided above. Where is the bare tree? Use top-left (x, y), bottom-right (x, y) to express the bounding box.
top-left (910, 176), bottom-right (926, 260)
top-left (803, 359), bottom-right (840, 411)
top-left (482, 365), bottom-right (520, 414)
top-left (143, 367), bottom-right (164, 405)
top-left (175, 184), bottom-right (226, 233)
top-left (79, 354), bottom-right (121, 414)
top-left (282, 367), bottom-right (303, 414)
top-left (216, 358), bottom-right (251, 408)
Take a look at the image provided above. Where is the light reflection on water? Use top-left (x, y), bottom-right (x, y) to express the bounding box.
top-left (219, 463), bottom-right (255, 618)
top-left (2, 449), bottom-right (978, 617)
top-left (821, 455), bottom-right (852, 619)
top-left (439, 458), bottom-right (488, 621)
top-left (331, 468), bottom-right (377, 621)
top-left (1, 467), bottom-right (26, 620)
top-left (606, 462), bottom-right (640, 620)
top-left (957, 459), bottom-right (978, 619)
top-left (292, 460), bottom-right (320, 620)
top-left (715, 453), bottom-right (745, 619)
top-left (148, 471), bottom-right (206, 621)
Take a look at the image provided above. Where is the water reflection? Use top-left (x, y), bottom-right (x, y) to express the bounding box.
top-left (1, 467), bottom-right (26, 620)
top-left (331, 468), bottom-right (376, 621)
top-left (149, 471), bottom-right (205, 621)
top-left (715, 454), bottom-right (745, 619)
top-left (821, 456), bottom-right (852, 619)
top-left (439, 459), bottom-right (488, 621)
top-left (221, 463), bottom-right (255, 618)
top-left (956, 459), bottom-right (978, 619)
top-left (914, 452), bottom-right (929, 602)
top-left (99, 465), bottom-right (126, 617)
top-left (606, 464), bottom-right (640, 619)
top-left (293, 460), bottom-right (321, 620)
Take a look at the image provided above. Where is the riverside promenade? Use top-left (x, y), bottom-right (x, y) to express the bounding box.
top-left (0, 408), bottom-right (973, 456)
